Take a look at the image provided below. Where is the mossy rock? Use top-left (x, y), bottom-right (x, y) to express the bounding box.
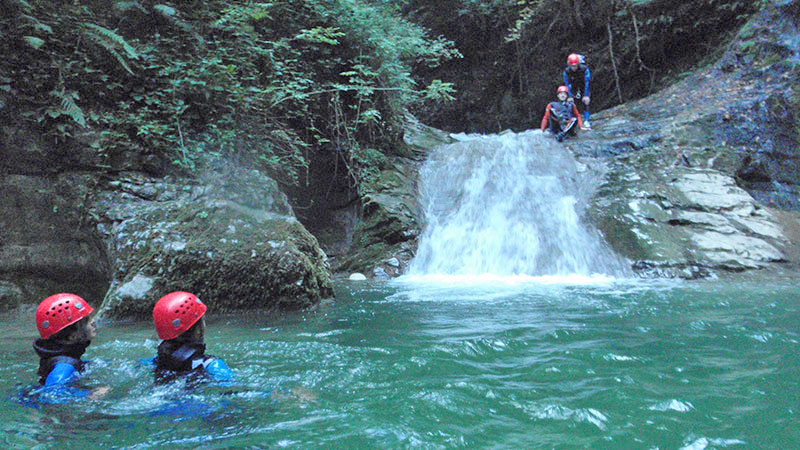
top-left (98, 168), bottom-right (332, 318)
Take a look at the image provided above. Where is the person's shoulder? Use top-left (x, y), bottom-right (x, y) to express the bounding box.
top-left (44, 361), bottom-right (79, 386)
top-left (205, 357), bottom-right (233, 381)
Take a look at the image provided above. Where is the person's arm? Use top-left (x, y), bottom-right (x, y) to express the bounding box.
top-left (572, 104), bottom-right (584, 128)
top-left (540, 104), bottom-right (552, 131)
top-left (44, 362), bottom-right (78, 386)
top-left (138, 356), bottom-right (156, 367)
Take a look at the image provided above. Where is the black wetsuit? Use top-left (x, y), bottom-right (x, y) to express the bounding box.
top-left (154, 340), bottom-right (231, 384)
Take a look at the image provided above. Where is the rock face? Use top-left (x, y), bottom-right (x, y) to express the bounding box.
top-left (0, 124), bottom-right (332, 315)
top-left (591, 157), bottom-right (787, 277)
top-left (0, 173), bottom-right (110, 309)
top-left (332, 115), bottom-right (454, 278)
top-left (567, 2), bottom-right (800, 277)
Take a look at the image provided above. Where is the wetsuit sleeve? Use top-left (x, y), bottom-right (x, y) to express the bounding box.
top-left (45, 362), bottom-right (78, 386)
top-left (584, 67), bottom-right (591, 97)
top-left (206, 358), bottom-right (233, 382)
top-left (541, 104), bottom-right (552, 131)
top-left (572, 104), bottom-right (584, 128)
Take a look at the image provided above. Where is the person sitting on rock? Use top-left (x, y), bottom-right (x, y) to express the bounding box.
top-left (563, 53), bottom-right (592, 129)
top-left (540, 85), bottom-right (584, 142)
top-left (32, 293), bottom-right (110, 400)
top-left (149, 291), bottom-right (233, 384)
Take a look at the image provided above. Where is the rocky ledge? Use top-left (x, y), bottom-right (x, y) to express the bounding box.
top-left (569, 2), bottom-right (800, 277)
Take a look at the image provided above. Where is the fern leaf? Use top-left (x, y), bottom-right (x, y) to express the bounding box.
top-left (52, 90), bottom-right (86, 127)
top-left (83, 23), bottom-right (138, 59)
top-left (109, 48), bottom-right (135, 75)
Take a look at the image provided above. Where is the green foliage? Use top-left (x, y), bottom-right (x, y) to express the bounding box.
top-left (1, 0), bottom-right (458, 192)
top-left (82, 23), bottom-right (138, 75)
top-left (48, 89), bottom-right (86, 128)
top-left (505, 0), bottom-right (543, 43)
top-left (22, 36), bottom-right (44, 49)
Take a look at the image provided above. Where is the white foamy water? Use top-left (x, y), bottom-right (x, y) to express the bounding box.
top-left (409, 130), bottom-right (629, 277)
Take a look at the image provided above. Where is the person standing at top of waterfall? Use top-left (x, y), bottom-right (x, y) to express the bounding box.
top-left (540, 85), bottom-right (584, 142)
top-left (563, 53), bottom-right (591, 130)
top-left (31, 293), bottom-right (110, 400)
top-left (147, 291), bottom-right (233, 384)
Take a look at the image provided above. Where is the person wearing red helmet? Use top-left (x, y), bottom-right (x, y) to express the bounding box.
top-left (563, 53), bottom-right (592, 129)
top-left (32, 293), bottom-right (109, 398)
top-left (149, 291), bottom-right (232, 383)
top-left (540, 85), bottom-right (584, 142)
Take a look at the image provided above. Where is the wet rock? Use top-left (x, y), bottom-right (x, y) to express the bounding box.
top-left (113, 273), bottom-right (155, 303)
top-left (96, 167), bottom-right (332, 318)
top-left (591, 162), bottom-right (788, 276)
top-left (373, 267), bottom-right (390, 280)
top-left (0, 281), bottom-right (25, 311)
top-left (0, 174), bottom-right (111, 309)
top-left (335, 115), bottom-right (453, 276)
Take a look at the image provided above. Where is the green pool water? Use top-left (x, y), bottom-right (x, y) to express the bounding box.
top-left (1, 279), bottom-right (798, 449)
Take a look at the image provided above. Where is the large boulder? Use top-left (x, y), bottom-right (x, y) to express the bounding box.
top-left (591, 157), bottom-right (787, 277)
top-left (93, 168), bottom-right (333, 318)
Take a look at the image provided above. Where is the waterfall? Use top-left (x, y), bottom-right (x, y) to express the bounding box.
top-left (408, 130), bottom-right (630, 278)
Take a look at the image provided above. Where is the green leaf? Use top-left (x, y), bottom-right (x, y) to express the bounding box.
top-left (34, 23), bottom-right (53, 34)
top-left (153, 4), bottom-right (176, 17)
top-left (23, 36), bottom-right (45, 49)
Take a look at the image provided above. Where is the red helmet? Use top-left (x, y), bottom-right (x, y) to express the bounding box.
top-left (36, 293), bottom-right (94, 339)
top-left (567, 53), bottom-right (580, 66)
top-left (153, 291), bottom-right (207, 340)
top-left (557, 85), bottom-right (569, 94)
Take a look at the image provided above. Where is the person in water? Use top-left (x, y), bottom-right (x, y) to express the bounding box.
top-left (32, 293), bottom-right (109, 398)
top-left (151, 291), bottom-right (233, 383)
top-left (540, 85), bottom-right (584, 142)
top-left (562, 53), bottom-right (591, 129)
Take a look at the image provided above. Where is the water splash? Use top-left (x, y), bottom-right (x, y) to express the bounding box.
top-left (409, 130), bottom-right (629, 278)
